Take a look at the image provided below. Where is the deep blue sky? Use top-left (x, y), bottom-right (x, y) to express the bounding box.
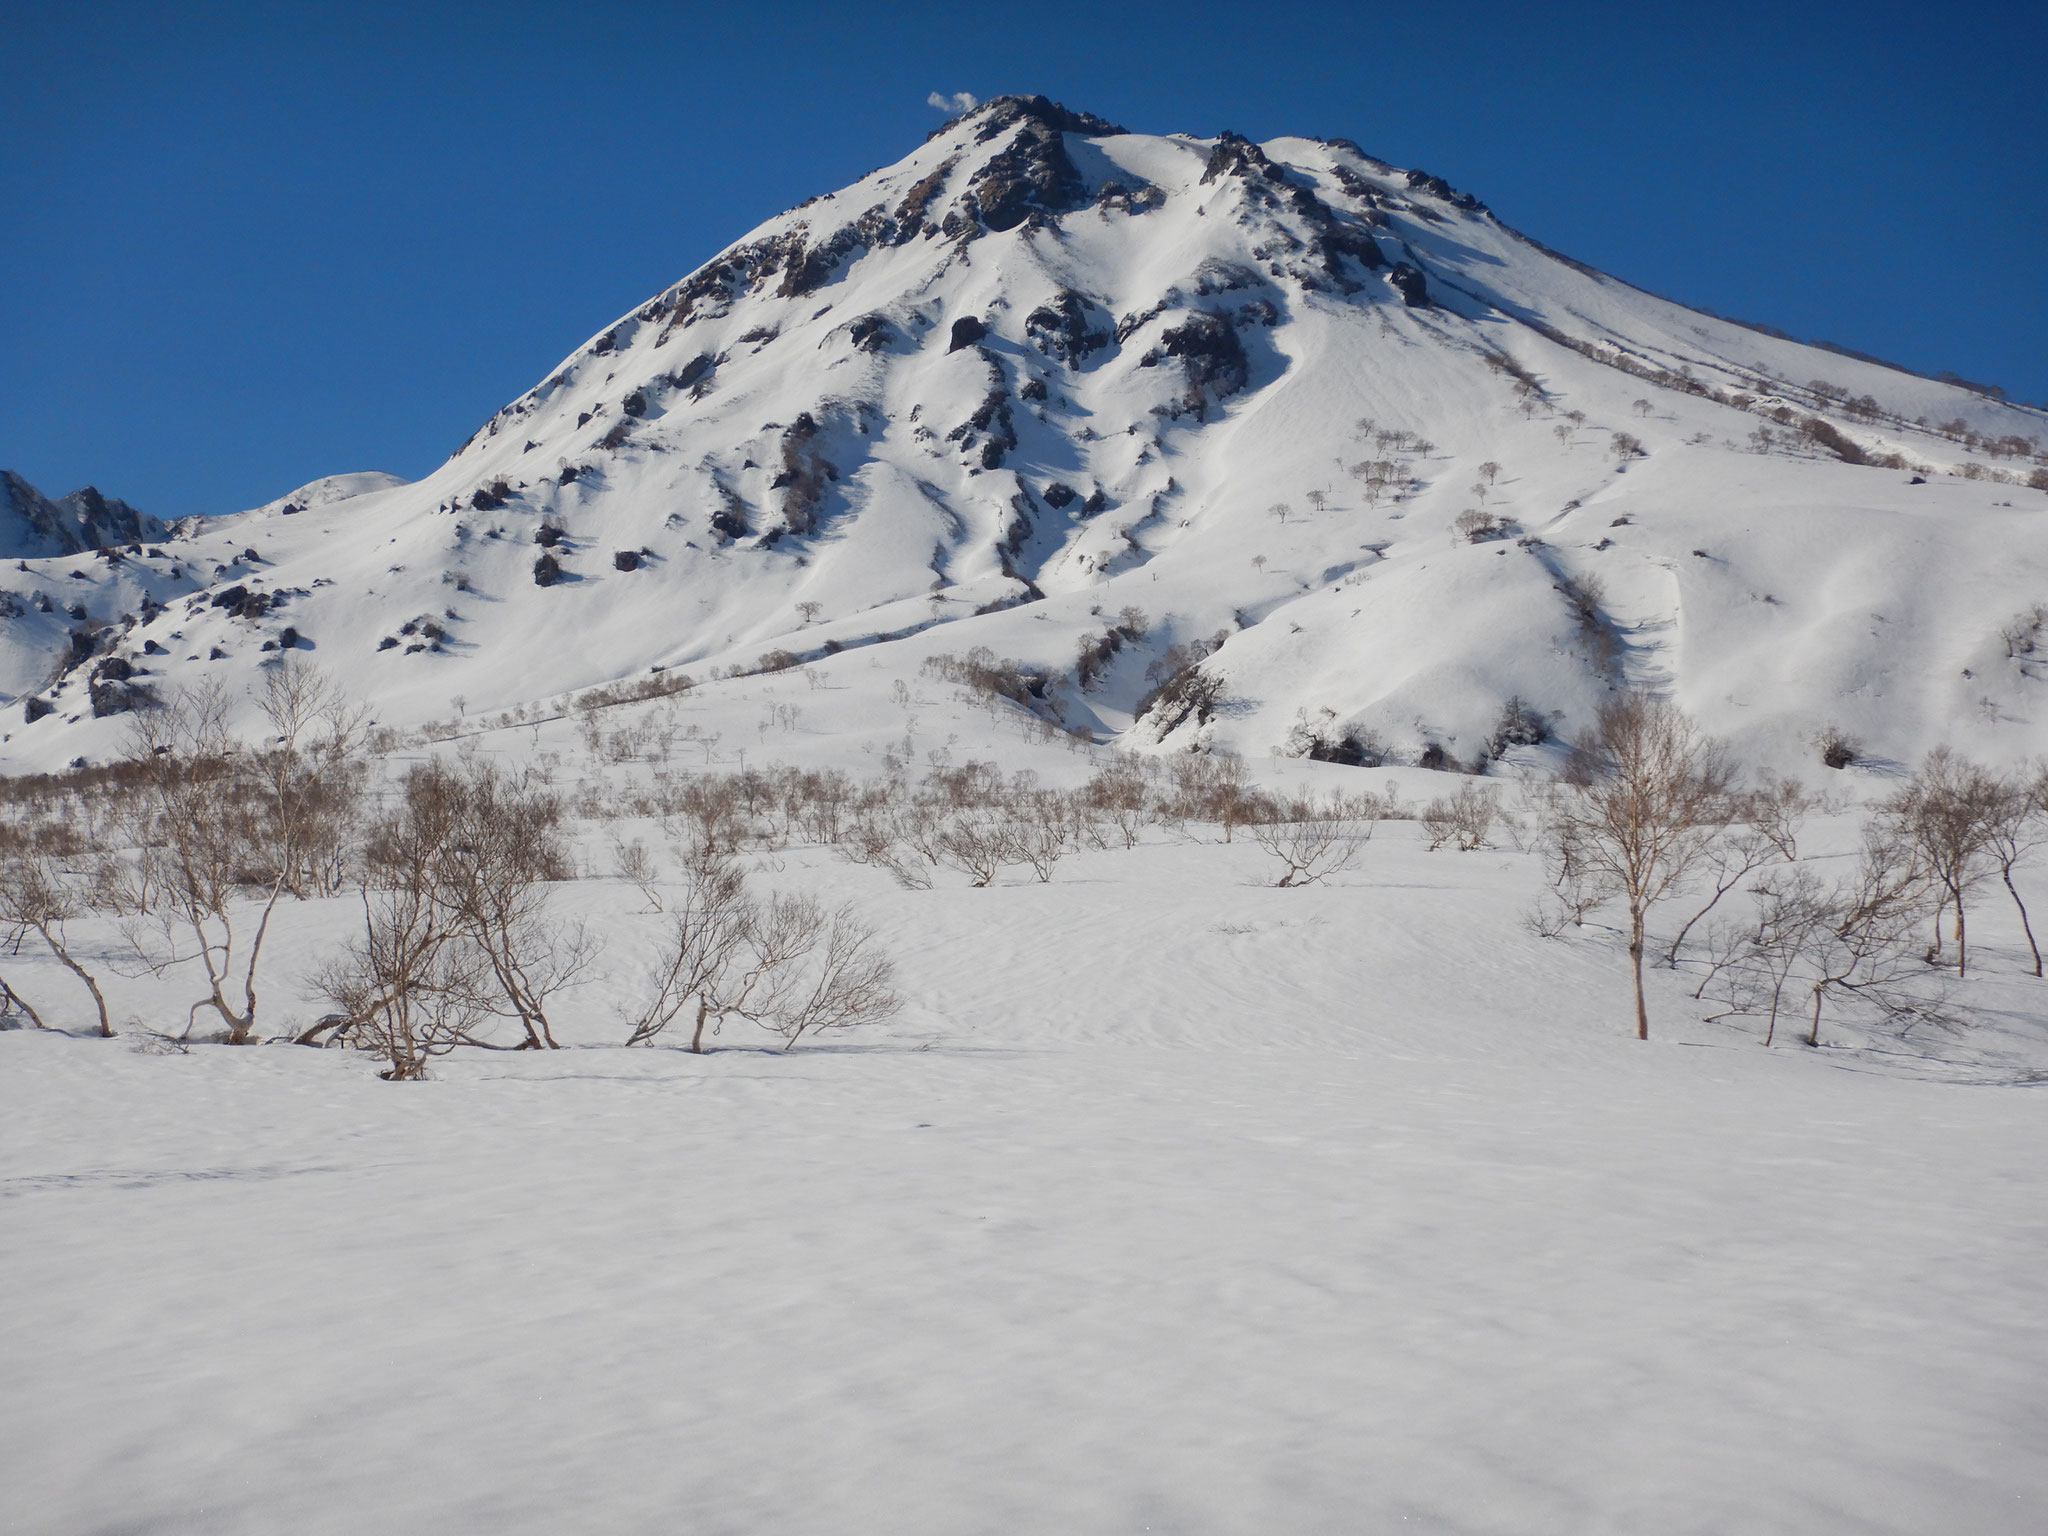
top-left (5, 0), bottom-right (2043, 517)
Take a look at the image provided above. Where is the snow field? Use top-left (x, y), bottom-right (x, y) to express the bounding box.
top-left (4, 808), bottom-right (2045, 1535)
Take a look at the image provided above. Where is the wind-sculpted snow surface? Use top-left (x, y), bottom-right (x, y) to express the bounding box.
top-left (4, 93), bottom-right (2047, 776)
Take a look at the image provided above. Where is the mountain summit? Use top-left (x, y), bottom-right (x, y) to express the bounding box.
top-left (5, 94), bottom-right (2046, 770)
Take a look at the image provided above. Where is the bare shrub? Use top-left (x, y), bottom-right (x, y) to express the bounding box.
top-left (1421, 783), bottom-right (1499, 851)
top-left (1487, 696), bottom-right (1550, 758)
top-left (1005, 789), bottom-right (1079, 881)
top-left (925, 649), bottom-right (1052, 715)
top-left (309, 829), bottom-right (493, 1080)
top-left (934, 804), bottom-right (1014, 887)
top-left (1160, 754), bottom-right (1254, 841)
top-left (385, 759), bottom-right (592, 1049)
top-left (1454, 509), bottom-right (1513, 543)
top-left (1135, 635), bottom-right (1227, 736)
top-left (627, 858), bottom-right (898, 1052)
top-left (1815, 724), bottom-right (1859, 770)
top-left (1248, 792), bottom-right (1375, 886)
top-left (120, 662), bottom-right (364, 1043)
top-left (1083, 757), bottom-right (1155, 848)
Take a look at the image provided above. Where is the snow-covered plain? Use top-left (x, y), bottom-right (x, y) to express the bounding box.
top-left (4, 93), bottom-right (2047, 1533)
top-left (3, 731), bottom-right (2046, 1534)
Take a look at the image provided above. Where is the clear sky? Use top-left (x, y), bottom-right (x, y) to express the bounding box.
top-left (4, 0), bottom-right (2043, 517)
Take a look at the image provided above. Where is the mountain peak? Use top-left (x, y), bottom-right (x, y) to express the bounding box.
top-left (954, 93), bottom-right (1130, 139)
top-left (4, 110), bottom-right (2045, 772)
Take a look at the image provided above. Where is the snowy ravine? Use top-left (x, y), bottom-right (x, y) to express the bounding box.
top-left (4, 93), bottom-right (2047, 775)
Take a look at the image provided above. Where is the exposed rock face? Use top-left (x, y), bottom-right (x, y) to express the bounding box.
top-left (948, 316), bottom-right (988, 352)
top-left (1024, 291), bottom-right (1110, 367)
top-left (962, 118), bottom-right (1090, 233)
top-left (1141, 311), bottom-right (1249, 419)
top-left (848, 313), bottom-right (897, 354)
top-left (1200, 130), bottom-right (1281, 186)
top-left (0, 472), bottom-right (164, 557)
top-left (1402, 167), bottom-right (1488, 212)
top-left (777, 413), bottom-right (839, 534)
top-left (1386, 261), bottom-right (1431, 308)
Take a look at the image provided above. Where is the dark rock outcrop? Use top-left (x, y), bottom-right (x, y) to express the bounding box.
top-left (778, 413), bottom-right (840, 534)
top-left (1386, 262), bottom-right (1431, 308)
top-left (848, 313), bottom-right (897, 353)
top-left (0, 472), bottom-right (165, 557)
top-left (1024, 291), bottom-right (1110, 367)
top-left (1141, 312), bottom-right (1250, 419)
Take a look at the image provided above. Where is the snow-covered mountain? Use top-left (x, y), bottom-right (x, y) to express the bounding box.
top-left (7, 93), bottom-right (2046, 772)
top-left (0, 473), bottom-right (163, 558)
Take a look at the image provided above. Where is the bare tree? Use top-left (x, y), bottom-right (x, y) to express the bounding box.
top-left (1083, 758), bottom-right (1153, 849)
top-left (1477, 460), bottom-right (1502, 487)
top-left (1249, 792), bottom-right (1374, 887)
top-left (627, 866), bottom-right (898, 1053)
top-left (1985, 765), bottom-right (2048, 975)
top-left (309, 853), bottom-right (493, 1080)
top-left (118, 662), bottom-right (365, 1042)
top-left (416, 758), bottom-right (594, 1048)
top-left (0, 851), bottom-right (112, 1036)
top-left (120, 682), bottom-right (267, 1042)
top-left (1747, 831), bottom-right (1937, 1047)
top-left (625, 855), bottom-right (755, 1051)
top-left (1662, 775), bottom-right (1810, 966)
top-left (1542, 695), bottom-right (1736, 1039)
top-left (1885, 748), bottom-right (2003, 976)
top-left (744, 898), bottom-right (900, 1050)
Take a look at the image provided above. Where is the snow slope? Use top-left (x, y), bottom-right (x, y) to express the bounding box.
top-left (3, 94), bottom-right (2045, 774)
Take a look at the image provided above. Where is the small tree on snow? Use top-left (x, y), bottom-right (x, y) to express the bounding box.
top-left (1541, 695), bottom-right (1735, 1039)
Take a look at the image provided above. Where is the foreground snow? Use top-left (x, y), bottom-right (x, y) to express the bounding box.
top-left (4, 829), bottom-right (2044, 1534)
